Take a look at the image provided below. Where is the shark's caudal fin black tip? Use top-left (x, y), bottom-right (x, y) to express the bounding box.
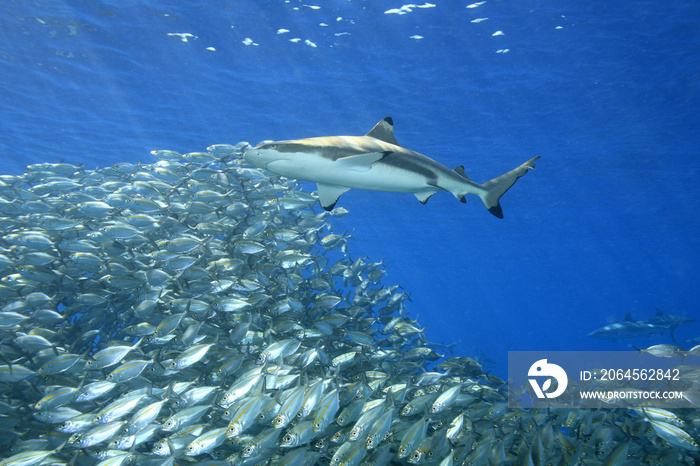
top-left (488, 205), bottom-right (504, 219)
top-left (480, 155), bottom-right (539, 219)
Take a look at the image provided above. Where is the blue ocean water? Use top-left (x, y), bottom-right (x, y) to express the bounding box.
top-left (2, 0), bottom-right (699, 377)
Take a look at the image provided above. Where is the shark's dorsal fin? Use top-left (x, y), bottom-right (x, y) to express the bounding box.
top-left (623, 312), bottom-right (634, 322)
top-left (366, 117), bottom-right (399, 146)
top-left (453, 165), bottom-right (471, 181)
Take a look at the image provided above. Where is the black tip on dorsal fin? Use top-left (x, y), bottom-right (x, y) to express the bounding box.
top-left (366, 117), bottom-right (399, 146)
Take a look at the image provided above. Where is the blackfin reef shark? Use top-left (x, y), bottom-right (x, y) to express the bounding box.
top-left (588, 310), bottom-right (696, 342)
top-left (244, 117), bottom-right (540, 217)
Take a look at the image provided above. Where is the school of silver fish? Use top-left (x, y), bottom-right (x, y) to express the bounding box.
top-left (0, 142), bottom-right (697, 465)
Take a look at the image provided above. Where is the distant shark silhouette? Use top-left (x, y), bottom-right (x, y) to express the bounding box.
top-left (244, 117), bottom-right (539, 217)
top-left (588, 310), bottom-right (696, 342)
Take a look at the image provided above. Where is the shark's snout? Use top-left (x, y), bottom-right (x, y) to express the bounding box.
top-left (243, 148), bottom-right (265, 168)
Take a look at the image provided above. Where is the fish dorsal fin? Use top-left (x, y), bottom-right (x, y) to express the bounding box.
top-left (623, 312), bottom-right (634, 322)
top-left (366, 117), bottom-right (399, 146)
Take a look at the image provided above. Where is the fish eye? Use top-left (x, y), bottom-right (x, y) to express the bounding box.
top-left (283, 435), bottom-right (292, 442)
top-left (411, 452), bottom-right (421, 461)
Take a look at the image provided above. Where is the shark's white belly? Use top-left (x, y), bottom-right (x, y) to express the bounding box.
top-left (267, 157), bottom-right (435, 193)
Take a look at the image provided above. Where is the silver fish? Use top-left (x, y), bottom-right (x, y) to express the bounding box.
top-left (0, 141), bottom-right (690, 466)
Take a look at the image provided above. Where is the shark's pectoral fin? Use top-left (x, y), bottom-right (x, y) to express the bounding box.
top-left (336, 152), bottom-right (391, 172)
top-left (414, 189), bottom-right (440, 205)
top-left (317, 184), bottom-right (351, 211)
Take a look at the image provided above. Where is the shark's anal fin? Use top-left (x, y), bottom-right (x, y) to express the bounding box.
top-left (317, 184), bottom-right (351, 211)
top-left (337, 152), bottom-right (392, 172)
top-left (366, 117), bottom-right (399, 146)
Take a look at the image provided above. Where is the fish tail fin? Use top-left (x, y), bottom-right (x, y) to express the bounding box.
top-left (479, 156), bottom-right (540, 218)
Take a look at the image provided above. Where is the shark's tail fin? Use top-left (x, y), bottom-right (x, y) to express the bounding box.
top-left (479, 156), bottom-right (540, 218)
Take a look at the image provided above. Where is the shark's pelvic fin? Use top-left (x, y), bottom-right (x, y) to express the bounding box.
top-left (366, 117), bottom-right (400, 146)
top-left (414, 189), bottom-right (440, 204)
top-left (317, 184), bottom-right (351, 211)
